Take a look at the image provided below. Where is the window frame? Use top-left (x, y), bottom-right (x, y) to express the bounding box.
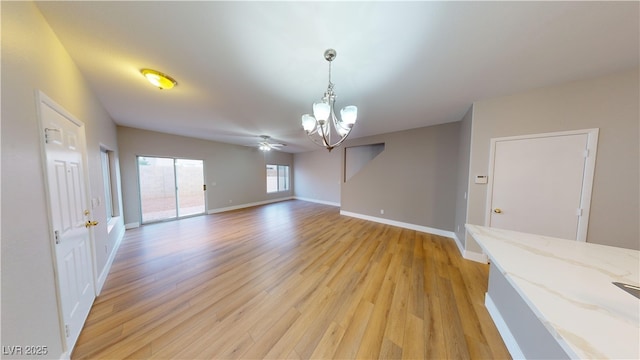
top-left (266, 164), bottom-right (290, 193)
top-left (100, 148), bottom-right (118, 222)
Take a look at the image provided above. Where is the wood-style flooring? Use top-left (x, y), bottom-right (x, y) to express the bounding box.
top-left (72, 200), bottom-right (510, 359)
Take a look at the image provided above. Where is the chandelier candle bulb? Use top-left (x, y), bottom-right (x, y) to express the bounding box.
top-left (301, 48), bottom-right (359, 152)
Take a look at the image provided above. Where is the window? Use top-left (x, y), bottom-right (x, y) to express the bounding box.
top-left (101, 149), bottom-right (117, 221)
top-left (266, 164), bottom-right (289, 193)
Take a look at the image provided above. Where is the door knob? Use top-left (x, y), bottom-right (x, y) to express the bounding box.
top-left (493, 208), bottom-right (502, 214)
top-left (85, 220), bottom-right (99, 228)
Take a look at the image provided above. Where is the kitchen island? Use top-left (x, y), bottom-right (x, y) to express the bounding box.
top-left (466, 224), bottom-right (639, 359)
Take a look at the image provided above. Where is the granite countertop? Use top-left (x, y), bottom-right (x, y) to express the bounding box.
top-left (466, 224), bottom-right (639, 359)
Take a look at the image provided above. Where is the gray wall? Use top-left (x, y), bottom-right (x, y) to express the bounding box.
top-left (487, 264), bottom-right (570, 359)
top-left (453, 107), bottom-right (473, 248)
top-left (467, 68), bottom-right (640, 251)
top-left (117, 126), bottom-right (293, 226)
top-left (341, 122), bottom-right (461, 232)
top-left (293, 148), bottom-right (341, 205)
top-left (1, 2), bottom-right (124, 358)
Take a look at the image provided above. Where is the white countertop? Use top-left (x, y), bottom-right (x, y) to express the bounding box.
top-left (466, 224), bottom-right (639, 359)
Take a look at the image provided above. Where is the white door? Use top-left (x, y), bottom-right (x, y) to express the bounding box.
top-left (39, 93), bottom-right (96, 352)
top-left (487, 129), bottom-right (598, 241)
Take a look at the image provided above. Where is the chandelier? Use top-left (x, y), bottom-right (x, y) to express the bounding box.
top-left (301, 49), bottom-right (358, 152)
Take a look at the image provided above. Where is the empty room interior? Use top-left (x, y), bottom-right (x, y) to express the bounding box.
top-left (2, 1), bottom-right (639, 359)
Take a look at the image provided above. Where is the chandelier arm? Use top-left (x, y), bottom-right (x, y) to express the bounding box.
top-left (308, 134), bottom-right (330, 148)
top-left (318, 119), bottom-right (331, 148)
top-left (327, 128), bottom-right (352, 149)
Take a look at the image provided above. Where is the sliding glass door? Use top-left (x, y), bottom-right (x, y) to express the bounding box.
top-left (175, 159), bottom-right (206, 217)
top-left (138, 156), bottom-right (205, 223)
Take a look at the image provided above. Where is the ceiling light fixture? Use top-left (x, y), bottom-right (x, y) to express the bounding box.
top-left (141, 68), bottom-right (177, 90)
top-left (258, 135), bottom-right (285, 152)
top-left (301, 49), bottom-right (357, 152)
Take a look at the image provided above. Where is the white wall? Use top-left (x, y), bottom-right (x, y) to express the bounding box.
top-left (1, 2), bottom-right (124, 358)
top-left (467, 68), bottom-right (639, 252)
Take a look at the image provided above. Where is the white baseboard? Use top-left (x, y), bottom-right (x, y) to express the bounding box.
top-left (452, 232), bottom-right (488, 264)
top-left (294, 196), bottom-right (340, 207)
top-left (95, 223), bottom-right (125, 295)
top-left (485, 292), bottom-right (525, 360)
top-left (452, 232), bottom-right (465, 256)
top-left (125, 222), bottom-right (140, 229)
top-left (208, 197), bottom-right (294, 214)
top-left (339, 210), bottom-right (455, 238)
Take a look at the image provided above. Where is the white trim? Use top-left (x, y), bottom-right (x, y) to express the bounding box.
top-left (485, 128), bottom-right (599, 242)
top-left (576, 129), bottom-right (598, 242)
top-left (463, 250), bottom-right (488, 263)
top-left (36, 91), bottom-right (96, 355)
top-left (339, 210), bottom-right (455, 238)
top-left (294, 196), bottom-right (340, 207)
top-left (452, 232), bottom-right (465, 255)
top-left (125, 222), bottom-right (140, 229)
top-left (208, 197), bottom-right (294, 214)
top-left (453, 233), bottom-right (489, 263)
top-left (95, 222), bottom-right (125, 294)
top-left (485, 292), bottom-right (526, 360)
top-left (59, 351), bottom-right (71, 360)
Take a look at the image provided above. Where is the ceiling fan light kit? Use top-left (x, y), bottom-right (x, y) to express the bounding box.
top-left (258, 135), bottom-right (285, 152)
top-left (301, 49), bottom-right (358, 152)
top-left (141, 68), bottom-right (177, 90)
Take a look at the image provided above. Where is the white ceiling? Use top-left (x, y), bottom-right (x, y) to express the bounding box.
top-left (36, 1), bottom-right (639, 153)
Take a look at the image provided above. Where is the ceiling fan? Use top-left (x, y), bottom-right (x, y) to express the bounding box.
top-left (257, 135), bottom-right (286, 151)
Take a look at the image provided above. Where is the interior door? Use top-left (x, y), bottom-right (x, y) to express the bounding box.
top-left (487, 130), bottom-right (597, 241)
top-left (39, 93), bottom-right (96, 352)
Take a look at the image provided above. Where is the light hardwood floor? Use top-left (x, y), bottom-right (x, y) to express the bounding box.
top-left (73, 200), bottom-right (510, 359)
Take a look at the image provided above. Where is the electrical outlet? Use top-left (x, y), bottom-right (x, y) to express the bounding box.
top-left (380, 209), bottom-right (384, 215)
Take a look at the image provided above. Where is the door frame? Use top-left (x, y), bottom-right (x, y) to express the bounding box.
top-left (36, 91), bottom-right (97, 353)
top-left (485, 128), bottom-right (599, 242)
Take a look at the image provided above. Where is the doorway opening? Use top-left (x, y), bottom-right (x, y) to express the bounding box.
top-left (138, 156), bottom-right (206, 223)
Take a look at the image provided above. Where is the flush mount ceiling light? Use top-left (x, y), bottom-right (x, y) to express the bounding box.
top-left (141, 68), bottom-right (177, 90)
top-left (301, 49), bottom-right (358, 152)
